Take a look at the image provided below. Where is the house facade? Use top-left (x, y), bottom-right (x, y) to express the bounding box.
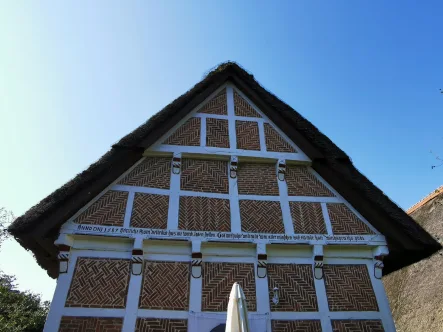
top-left (9, 63), bottom-right (441, 332)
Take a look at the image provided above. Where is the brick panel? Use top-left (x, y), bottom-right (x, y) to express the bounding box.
top-left (234, 91), bottom-right (261, 117)
top-left (272, 320), bottom-right (322, 332)
top-left (327, 203), bottom-right (375, 235)
top-left (180, 159), bottom-right (228, 193)
top-left (179, 196), bottom-right (230, 232)
top-left (324, 265), bottom-right (379, 311)
top-left (236, 120), bottom-right (260, 150)
top-left (66, 258), bottom-right (130, 308)
top-left (290, 202), bottom-right (327, 234)
top-left (139, 261), bottom-right (189, 310)
top-left (58, 317), bottom-right (123, 332)
top-left (74, 191), bottom-right (127, 227)
top-left (240, 200), bottom-right (284, 233)
top-left (135, 318), bottom-right (188, 332)
top-left (163, 117), bottom-right (201, 146)
top-left (264, 123), bottom-right (297, 153)
top-left (237, 163), bottom-right (279, 195)
top-left (332, 320), bottom-right (384, 332)
top-left (202, 262), bottom-right (256, 311)
top-left (119, 157), bottom-right (171, 189)
top-left (286, 166), bottom-right (334, 197)
top-left (130, 193), bottom-right (169, 229)
top-left (268, 264), bottom-right (318, 312)
top-left (206, 118), bottom-right (230, 148)
top-left (197, 89), bottom-right (227, 115)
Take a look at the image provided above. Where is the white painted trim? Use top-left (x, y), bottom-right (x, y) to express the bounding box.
top-left (227, 85), bottom-right (237, 151)
top-left (167, 153), bottom-right (181, 230)
top-left (137, 310), bottom-right (189, 319)
top-left (179, 190), bottom-right (228, 199)
top-left (269, 311), bottom-right (384, 320)
top-left (122, 192), bottom-right (135, 228)
top-left (255, 246), bottom-right (270, 316)
top-left (144, 253), bottom-right (191, 262)
top-left (194, 112), bottom-right (268, 123)
top-left (277, 164), bottom-right (294, 235)
top-left (313, 251), bottom-right (333, 332)
top-left (288, 196), bottom-right (342, 203)
top-left (229, 159), bottom-right (242, 233)
top-left (203, 256), bottom-right (256, 264)
top-left (70, 249), bottom-right (131, 260)
top-left (62, 308), bottom-right (125, 317)
top-left (200, 116), bottom-right (206, 147)
top-left (267, 257), bottom-right (313, 265)
top-left (112, 184), bottom-right (170, 195)
top-left (189, 243), bottom-right (202, 313)
top-left (321, 202), bottom-right (334, 236)
top-left (258, 120), bottom-right (266, 152)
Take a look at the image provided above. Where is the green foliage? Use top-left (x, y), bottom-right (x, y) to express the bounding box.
top-left (0, 271), bottom-right (49, 332)
top-left (0, 208), bottom-right (13, 247)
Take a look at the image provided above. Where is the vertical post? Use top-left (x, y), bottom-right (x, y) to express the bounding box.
top-left (321, 203), bottom-right (334, 235)
top-left (229, 156), bottom-right (241, 233)
top-left (167, 153), bottom-right (181, 230)
top-left (227, 85), bottom-right (236, 150)
top-left (189, 241), bottom-right (202, 313)
top-left (276, 160), bottom-right (294, 235)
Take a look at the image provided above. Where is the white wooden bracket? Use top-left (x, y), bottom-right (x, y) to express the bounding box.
top-left (172, 154), bottom-right (181, 174)
top-left (313, 245), bottom-right (324, 280)
top-left (191, 241), bottom-right (202, 279)
top-left (257, 243), bottom-right (267, 278)
top-left (230, 156), bottom-right (238, 179)
top-left (373, 246), bottom-right (389, 279)
top-left (54, 234), bottom-right (73, 274)
top-left (131, 238), bottom-right (144, 276)
top-left (277, 159), bottom-right (286, 181)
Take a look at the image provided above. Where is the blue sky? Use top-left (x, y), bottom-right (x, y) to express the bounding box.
top-left (0, 1), bottom-right (442, 300)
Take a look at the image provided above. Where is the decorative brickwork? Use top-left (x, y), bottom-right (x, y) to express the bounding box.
top-left (327, 203), bottom-right (375, 235)
top-left (139, 261), bottom-right (189, 310)
top-left (130, 193), bottom-right (169, 229)
top-left (237, 163), bottom-right (279, 195)
top-left (179, 196), bottom-right (230, 232)
top-left (234, 91), bottom-right (261, 117)
top-left (290, 202), bottom-right (327, 234)
top-left (163, 117), bottom-right (201, 146)
top-left (206, 118), bottom-right (230, 148)
top-left (264, 123), bottom-right (297, 153)
top-left (272, 320), bottom-right (322, 332)
top-left (66, 258), bottom-right (130, 308)
top-left (236, 120), bottom-right (260, 150)
top-left (135, 318), bottom-right (188, 332)
top-left (58, 317), bottom-right (123, 332)
top-left (240, 200), bottom-right (284, 233)
top-left (202, 262), bottom-right (256, 311)
top-left (268, 264), bottom-right (318, 312)
top-left (197, 89), bottom-right (227, 115)
top-left (324, 265), bottom-right (379, 311)
top-left (332, 320), bottom-right (384, 332)
top-left (180, 159), bottom-right (228, 193)
top-left (119, 157), bottom-right (171, 189)
top-left (74, 191), bottom-right (127, 226)
top-left (286, 166), bottom-right (334, 197)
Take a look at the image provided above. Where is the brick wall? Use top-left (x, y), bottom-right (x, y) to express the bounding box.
top-left (58, 317), bottom-right (123, 332)
top-left (163, 117), bottom-right (201, 146)
top-left (286, 166), bottom-right (334, 197)
top-left (327, 203), bottom-right (375, 235)
top-left (237, 163), bottom-right (279, 195)
top-left (236, 120), bottom-right (260, 150)
top-left (119, 157), bottom-right (171, 189)
top-left (179, 196), bottom-right (230, 232)
top-left (264, 123), bottom-right (296, 153)
top-left (332, 320), bottom-right (384, 332)
top-left (180, 159), bottom-right (228, 193)
top-left (324, 264), bottom-right (379, 312)
top-left (268, 264), bottom-right (318, 312)
top-left (130, 193), bottom-right (169, 229)
top-left (272, 320), bottom-right (322, 332)
top-left (290, 202), bottom-right (327, 234)
top-left (202, 262), bottom-right (256, 311)
top-left (139, 261), bottom-right (189, 310)
top-left (198, 89), bottom-right (227, 115)
top-left (65, 258), bottom-right (130, 308)
top-left (206, 118), bottom-right (230, 148)
top-left (74, 191), bottom-right (127, 226)
top-left (240, 200), bottom-right (284, 233)
top-left (135, 318), bottom-right (188, 332)
top-left (234, 91), bottom-right (261, 117)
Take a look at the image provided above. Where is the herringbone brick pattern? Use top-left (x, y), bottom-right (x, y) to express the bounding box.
top-left (332, 320), bottom-right (384, 332)
top-left (324, 265), bottom-right (379, 311)
top-left (198, 89), bottom-right (227, 115)
top-left (237, 163), bottom-right (279, 195)
top-left (271, 320), bottom-right (322, 331)
top-left (240, 200), bottom-right (284, 233)
top-left (202, 262), bottom-right (256, 311)
top-left (286, 166), bottom-right (334, 197)
top-left (135, 319), bottom-right (188, 332)
top-left (264, 123), bottom-right (296, 153)
top-left (65, 258), bottom-right (130, 308)
top-left (180, 159), bottom-right (228, 193)
top-left (118, 157), bottom-right (171, 189)
top-left (236, 120), bottom-right (260, 150)
top-left (130, 193), bottom-right (169, 229)
top-left (163, 117), bottom-right (201, 146)
top-left (234, 91), bottom-right (261, 117)
top-left (290, 202), bottom-right (327, 234)
top-left (327, 203), bottom-right (375, 235)
top-left (74, 191), bottom-right (127, 226)
top-left (268, 264), bottom-right (318, 312)
top-left (139, 261), bottom-right (189, 310)
top-left (206, 118), bottom-right (230, 148)
top-left (58, 317), bottom-right (123, 332)
top-left (179, 196), bottom-right (230, 232)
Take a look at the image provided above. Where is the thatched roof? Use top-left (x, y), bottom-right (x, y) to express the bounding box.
top-left (8, 62), bottom-right (441, 278)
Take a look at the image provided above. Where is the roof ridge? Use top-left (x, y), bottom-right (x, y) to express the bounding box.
top-left (406, 185), bottom-right (443, 214)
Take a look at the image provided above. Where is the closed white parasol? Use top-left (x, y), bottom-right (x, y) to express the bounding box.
top-left (225, 282), bottom-right (250, 332)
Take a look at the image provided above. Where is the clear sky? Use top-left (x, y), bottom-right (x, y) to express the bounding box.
top-left (0, 1), bottom-right (442, 301)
